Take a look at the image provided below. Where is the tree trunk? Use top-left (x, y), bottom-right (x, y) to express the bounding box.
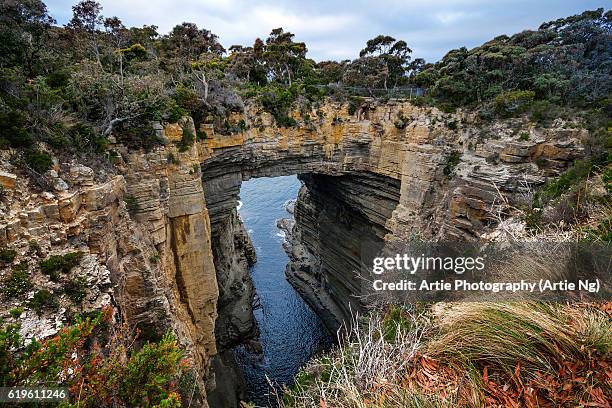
top-left (285, 63), bottom-right (292, 87)
top-left (92, 34), bottom-right (101, 66)
top-left (194, 71), bottom-right (209, 101)
top-left (119, 53), bottom-right (124, 93)
top-left (204, 75), bottom-right (209, 101)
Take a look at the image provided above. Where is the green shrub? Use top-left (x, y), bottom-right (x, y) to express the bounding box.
top-left (443, 151), bottom-right (461, 176)
top-left (196, 129), bottom-right (207, 141)
top-left (382, 305), bottom-right (413, 342)
top-left (535, 154), bottom-right (610, 206)
top-left (0, 110), bottom-right (33, 149)
top-left (172, 84), bottom-right (201, 121)
top-left (167, 153), bottom-right (179, 165)
top-left (64, 276), bottom-right (87, 304)
top-left (114, 119), bottom-right (163, 151)
top-left (529, 100), bottom-right (559, 124)
top-left (259, 85), bottom-right (298, 127)
top-left (477, 107), bottom-right (495, 122)
top-left (0, 314), bottom-right (100, 389)
top-left (177, 128), bottom-right (194, 152)
top-left (28, 240), bottom-right (42, 257)
top-left (2, 262), bottom-right (32, 298)
top-left (284, 370), bottom-right (316, 405)
top-left (28, 289), bottom-right (59, 315)
top-left (237, 119), bottom-right (247, 131)
top-left (518, 132), bottom-right (530, 141)
top-left (410, 95), bottom-right (430, 107)
top-left (46, 68), bottom-right (71, 89)
top-left (347, 97), bottom-right (361, 115)
top-left (24, 150), bottom-right (53, 173)
top-left (0, 248), bottom-right (17, 264)
top-left (494, 90), bottom-right (535, 116)
top-left (118, 332), bottom-right (184, 406)
top-left (67, 123), bottom-right (108, 153)
top-left (39, 252), bottom-right (83, 281)
top-left (524, 207), bottom-right (543, 231)
top-left (124, 196), bottom-right (140, 216)
top-left (9, 307), bottom-right (24, 319)
top-left (438, 102), bottom-right (457, 114)
top-left (167, 102), bottom-right (187, 123)
top-left (275, 115), bottom-right (297, 128)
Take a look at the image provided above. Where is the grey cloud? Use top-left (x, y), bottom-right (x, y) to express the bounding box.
top-left (46, 0), bottom-right (606, 62)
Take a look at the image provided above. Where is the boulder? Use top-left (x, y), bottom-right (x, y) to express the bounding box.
top-left (0, 171), bottom-right (17, 190)
top-left (69, 165), bottom-right (94, 187)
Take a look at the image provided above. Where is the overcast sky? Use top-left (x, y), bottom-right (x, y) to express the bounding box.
top-left (46, 0), bottom-right (605, 63)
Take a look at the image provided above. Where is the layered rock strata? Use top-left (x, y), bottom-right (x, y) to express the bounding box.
top-left (200, 100), bottom-right (584, 335)
top-left (285, 173), bottom-right (401, 330)
top-left (0, 99), bottom-right (587, 407)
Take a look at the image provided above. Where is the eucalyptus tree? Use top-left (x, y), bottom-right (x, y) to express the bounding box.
top-left (343, 35), bottom-right (412, 92)
top-left (263, 28), bottom-right (307, 86)
top-left (68, 0), bottom-right (104, 65)
top-left (0, 0), bottom-right (55, 77)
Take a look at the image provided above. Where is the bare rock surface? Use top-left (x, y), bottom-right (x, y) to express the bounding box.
top-left (0, 100), bottom-right (587, 407)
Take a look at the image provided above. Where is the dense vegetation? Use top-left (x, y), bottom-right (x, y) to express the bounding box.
top-left (414, 10), bottom-right (611, 111)
top-left (0, 1), bottom-right (609, 157)
top-left (0, 307), bottom-right (191, 407)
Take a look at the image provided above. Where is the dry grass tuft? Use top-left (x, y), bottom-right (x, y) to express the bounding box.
top-left (279, 302), bottom-right (611, 408)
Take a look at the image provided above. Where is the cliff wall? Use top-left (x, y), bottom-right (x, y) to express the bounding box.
top-left (200, 99), bottom-right (584, 331)
top-left (0, 99), bottom-right (586, 406)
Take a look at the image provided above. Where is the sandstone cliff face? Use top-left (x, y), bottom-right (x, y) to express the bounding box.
top-left (0, 98), bottom-right (587, 406)
top-left (0, 118), bottom-right (220, 406)
top-left (199, 99), bottom-right (585, 332)
top-left (115, 118), bottom-right (219, 400)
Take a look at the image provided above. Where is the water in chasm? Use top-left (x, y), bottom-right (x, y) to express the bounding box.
top-left (236, 175), bottom-right (334, 406)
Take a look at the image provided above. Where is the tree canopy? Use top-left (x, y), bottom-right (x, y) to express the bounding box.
top-left (0, 0), bottom-right (609, 155)
top-left (413, 8), bottom-right (611, 111)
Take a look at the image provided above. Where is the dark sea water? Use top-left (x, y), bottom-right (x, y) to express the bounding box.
top-left (236, 175), bottom-right (334, 407)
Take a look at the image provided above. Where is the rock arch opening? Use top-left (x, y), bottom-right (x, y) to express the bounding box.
top-left (201, 154), bottom-right (401, 406)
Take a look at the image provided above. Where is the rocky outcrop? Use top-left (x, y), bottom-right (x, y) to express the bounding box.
top-left (0, 98), bottom-right (588, 407)
top-left (0, 170), bottom-right (129, 338)
top-left (198, 100), bottom-right (585, 334)
top-left (0, 118), bottom-right (220, 406)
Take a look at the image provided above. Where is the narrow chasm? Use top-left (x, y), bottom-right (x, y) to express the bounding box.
top-left (235, 175), bottom-right (334, 406)
top-left (205, 171), bottom-right (401, 407)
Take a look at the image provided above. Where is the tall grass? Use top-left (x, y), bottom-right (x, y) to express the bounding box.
top-left (279, 302), bottom-right (611, 407)
top-left (427, 302), bottom-right (610, 376)
top-left (278, 307), bottom-right (441, 408)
